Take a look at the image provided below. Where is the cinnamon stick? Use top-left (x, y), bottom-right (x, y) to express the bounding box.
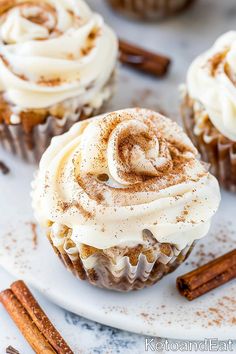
top-left (0, 281), bottom-right (74, 354)
top-left (6, 346), bottom-right (20, 354)
top-left (177, 249), bottom-right (236, 301)
top-left (119, 39), bottom-right (171, 77)
top-left (0, 289), bottom-right (56, 353)
top-left (11, 281), bottom-right (73, 354)
top-left (0, 160), bottom-right (10, 175)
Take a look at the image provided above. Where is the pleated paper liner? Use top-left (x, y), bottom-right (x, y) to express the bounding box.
top-left (0, 107), bottom-right (100, 164)
top-left (47, 229), bottom-right (195, 292)
top-left (181, 94), bottom-right (236, 192)
top-left (106, 0), bottom-right (195, 21)
top-left (0, 75), bottom-right (116, 164)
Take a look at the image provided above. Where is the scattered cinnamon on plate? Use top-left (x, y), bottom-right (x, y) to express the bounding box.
top-left (177, 249), bottom-right (236, 301)
top-left (0, 280), bottom-right (73, 354)
top-left (27, 222), bottom-right (38, 249)
top-left (119, 39), bottom-right (171, 77)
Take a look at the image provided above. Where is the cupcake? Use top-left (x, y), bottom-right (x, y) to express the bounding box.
top-left (105, 0), bottom-right (195, 21)
top-left (32, 108), bottom-right (220, 291)
top-left (0, 0), bottom-right (118, 163)
top-left (181, 32), bottom-right (236, 192)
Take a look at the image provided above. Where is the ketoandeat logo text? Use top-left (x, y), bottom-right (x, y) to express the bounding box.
top-left (145, 338), bottom-right (234, 352)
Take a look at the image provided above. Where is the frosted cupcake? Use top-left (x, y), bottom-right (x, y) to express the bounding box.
top-left (106, 0), bottom-right (195, 21)
top-left (181, 32), bottom-right (236, 191)
top-left (0, 0), bottom-right (118, 162)
top-left (32, 108), bottom-right (220, 291)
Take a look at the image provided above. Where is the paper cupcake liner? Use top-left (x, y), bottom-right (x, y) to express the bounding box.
top-left (47, 230), bottom-right (195, 292)
top-left (0, 106), bottom-right (100, 164)
top-left (0, 75), bottom-right (115, 164)
top-left (106, 0), bottom-right (195, 20)
top-left (181, 95), bottom-right (236, 192)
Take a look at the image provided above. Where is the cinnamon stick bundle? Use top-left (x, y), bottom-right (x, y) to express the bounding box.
top-left (177, 249), bottom-right (236, 301)
top-left (0, 281), bottom-right (73, 354)
top-left (119, 39), bottom-right (171, 77)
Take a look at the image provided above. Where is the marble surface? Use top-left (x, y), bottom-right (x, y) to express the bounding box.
top-left (0, 268), bottom-right (144, 353)
top-left (1, 267), bottom-right (235, 354)
top-left (1, 0), bottom-right (236, 353)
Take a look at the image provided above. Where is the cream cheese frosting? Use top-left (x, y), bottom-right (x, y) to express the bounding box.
top-left (0, 0), bottom-right (117, 110)
top-left (187, 31), bottom-right (236, 142)
top-left (32, 108), bottom-right (220, 250)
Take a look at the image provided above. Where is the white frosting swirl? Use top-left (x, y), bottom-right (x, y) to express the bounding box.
top-left (32, 108), bottom-right (220, 250)
top-left (187, 31), bottom-right (236, 141)
top-left (0, 0), bottom-right (117, 109)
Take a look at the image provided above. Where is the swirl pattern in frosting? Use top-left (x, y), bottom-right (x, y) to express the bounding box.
top-left (32, 108), bottom-right (220, 250)
top-left (187, 31), bottom-right (236, 141)
top-left (0, 0), bottom-right (117, 109)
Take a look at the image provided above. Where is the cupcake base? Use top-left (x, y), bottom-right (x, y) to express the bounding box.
top-left (181, 94), bottom-right (236, 192)
top-left (0, 74), bottom-right (115, 163)
top-left (0, 106), bottom-right (101, 163)
top-left (47, 229), bottom-right (195, 292)
top-left (106, 0), bottom-right (195, 21)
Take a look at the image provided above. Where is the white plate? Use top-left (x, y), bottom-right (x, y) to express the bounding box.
top-left (0, 148), bottom-right (236, 340)
top-left (1, 0), bottom-right (236, 340)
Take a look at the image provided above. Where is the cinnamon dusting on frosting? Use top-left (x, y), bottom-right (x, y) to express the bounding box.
top-left (186, 31), bottom-right (236, 141)
top-left (32, 108), bottom-right (220, 250)
top-left (38, 77), bottom-right (63, 87)
top-left (59, 201), bottom-right (93, 220)
top-left (71, 109), bottom-right (202, 206)
top-left (0, 0), bottom-right (118, 113)
top-left (20, 3), bottom-right (57, 28)
top-left (81, 28), bottom-right (101, 57)
top-left (207, 50), bottom-right (228, 77)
